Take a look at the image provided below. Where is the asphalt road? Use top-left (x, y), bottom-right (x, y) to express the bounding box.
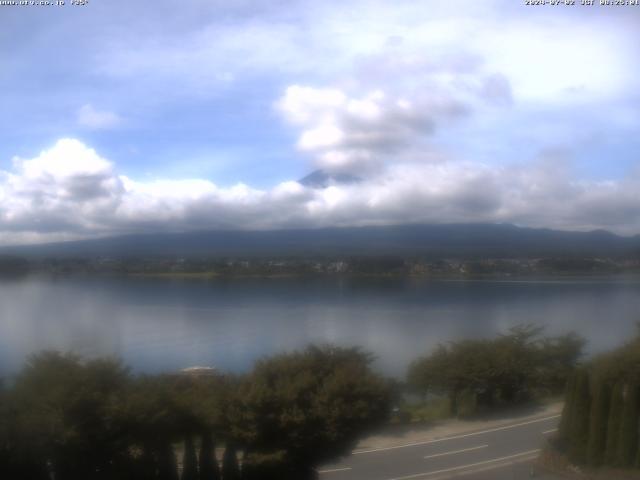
top-left (318, 414), bottom-right (561, 480)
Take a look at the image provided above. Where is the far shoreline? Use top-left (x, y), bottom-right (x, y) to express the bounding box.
top-left (6, 270), bottom-right (640, 283)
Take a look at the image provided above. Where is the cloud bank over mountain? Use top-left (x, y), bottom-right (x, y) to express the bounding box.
top-left (1, 138), bottom-right (639, 245)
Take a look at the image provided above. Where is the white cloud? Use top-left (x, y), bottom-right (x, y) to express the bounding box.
top-left (1, 138), bottom-right (640, 245)
top-left (279, 86), bottom-right (426, 172)
top-left (276, 67), bottom-right (489, 173)
top-left (13, 138), bottom-right (113, 181)
top-left (83, 0), bottom-right (635, 109)
top-left (76, 104), bottom-right (122, 130)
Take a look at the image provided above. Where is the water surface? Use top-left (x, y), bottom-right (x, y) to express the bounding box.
top-left (1, 275), bottom-right (638, 377)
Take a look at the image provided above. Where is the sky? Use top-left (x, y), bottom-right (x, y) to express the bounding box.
top-left (1, 0), bottom-right (639, 245)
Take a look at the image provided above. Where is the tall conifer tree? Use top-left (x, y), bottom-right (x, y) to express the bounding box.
top-left (182, 436), bottom-right (198, 480)
top-left (199, 432), bottom-right (220, 480)
top-left (222, 444), bottom-right (240, 480)
top-left (617, 383), bottom-right (639, 467)
top-left (568, 369), bottom-right (590, 464)
top-left (587, 379), bottom-right (610, 466)
top-left (605, 381), bottom-right (625, 465)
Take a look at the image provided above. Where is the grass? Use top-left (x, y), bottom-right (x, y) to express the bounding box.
top-left (394, 392), bottom-right (563, 425)
top-left (393, 397), bottom-right (451, 424)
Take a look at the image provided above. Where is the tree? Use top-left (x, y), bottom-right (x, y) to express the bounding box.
top-left (568, 369), bottom-right (590, 464)
top-left (408, 326), bottom-right (584, 417)
top-left (182, 435), bottom-right (198, 480)
top-left (586, 378), bottom-right (610, 466)
top-left (492, 325), bottom-right (543, 403)
top-left (121, 376), bottom-right (186, 480)
top-left (163, 373), bottom-right (235, 480)
top-left (199, 431), bottom-right (220, 480)
top-left (538, 333), bottom-right (585, 394)
top-left (232, 346), bottom-right (391, 478)
top-left (408, 340), bottom-right (498, 415)
top-left (617, 382), bottom-right (639, 467)
top-left (221, 444), bottom-right (240, 480)
top-left (558, 372), bottom-right (576, 444)
top-left (8, 352), bottom-right (133, 480)
top-left (240, 451), bottom-right (289, 480)
top-left (605, 381), bottom-right (624, 466)
top-left (0, 383), bottom-right (49, 480)
top-left (408, 345), bottom-right (456, 410)
top-left (157, 441), bottom-right (179, 480)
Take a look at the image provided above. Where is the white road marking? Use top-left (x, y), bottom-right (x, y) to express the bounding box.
top-left (430, 453), bottom-right (540, 479)
top-left (317, 467), bottom-right (353, 474)
top-left (387, 449), bottom-right (541, 480)
top-left (423, 444), bottom-right (488, 460)
top-left (353, 414), bottom-right (560, 455)
top-left (542, 428), bottom-right (558, 434)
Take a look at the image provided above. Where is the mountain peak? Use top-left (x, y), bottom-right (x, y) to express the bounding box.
top-left (298, 170), bottom-right (361, 189)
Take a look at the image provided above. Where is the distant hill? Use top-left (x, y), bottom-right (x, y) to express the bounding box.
top-left (2, 223), bottom-right (639, 259)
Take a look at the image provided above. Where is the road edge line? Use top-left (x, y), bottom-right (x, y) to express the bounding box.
top-left (423, 444), bottom-right (488, 460)
top-left (386, 449), bottom-right (541, 480)
top-left (353, 414), bottom-right (559, 455)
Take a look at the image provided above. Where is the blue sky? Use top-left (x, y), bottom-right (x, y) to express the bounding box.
top-left (1, 0), bottom-right (639, 243)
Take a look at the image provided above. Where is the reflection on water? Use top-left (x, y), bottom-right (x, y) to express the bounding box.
top-left (1, 275), bottom-right (639, 376)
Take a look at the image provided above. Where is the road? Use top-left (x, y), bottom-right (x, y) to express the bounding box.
top-left (318, 414), bottom-right (561, 480)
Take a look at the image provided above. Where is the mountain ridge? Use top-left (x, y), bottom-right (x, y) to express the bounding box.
top-left (1, 223), bottom-right (639, 259)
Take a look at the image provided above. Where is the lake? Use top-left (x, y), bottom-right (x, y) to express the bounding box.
top-left (1, 275), bottom-right (639, 377)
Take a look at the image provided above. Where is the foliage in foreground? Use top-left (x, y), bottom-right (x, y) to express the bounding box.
top-left (407, 325), bottom-right (584, 416)
top-left (0, 346), bottom-right (391, 480)
top-left (558, 332), bottom-right (640, 469)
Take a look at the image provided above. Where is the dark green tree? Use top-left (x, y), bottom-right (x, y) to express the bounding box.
top-left (169, 372), bottom-right (237, 480)
top-left (182, 435), bottom-right (198, 480)
top-left (232, 346), bottom-right (391, 479)
top-left (199, 431), bottom-right (220, 480)
top-left (408, 326), bottom-right (584, 417)
top-left (558, 372), bottom-right (577, 444)
top-left (493, 325), bottom-right (544, 403)
top-left (134, 447), bottom-right (157, 480)
top-left (408, 345), bottom-right (459, 413)
top-left (221, 444), bottom-right (240, 480)
top-left (586, 378), bottom-right (610, 466)
top-left (605, 381), bottom-right (624, 465)
top-left (0, 383), bottom-right (50, 480)
top-left (157, 441), bottom-right (179, 480)
top-left (616, 383), bottom-right (639, 467)
top-left (121, 375), bottom-right (187, 480)
top-left (240, 451), bottom-right (290, 480)
top-left (537, 333), bottom-right (585, 394)
top-left (9, 352), bottom-right (133, 480)
top-left (408, 341), bottom-right (493, 415)
top-left (568, 369), bottom-right (590, 464)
